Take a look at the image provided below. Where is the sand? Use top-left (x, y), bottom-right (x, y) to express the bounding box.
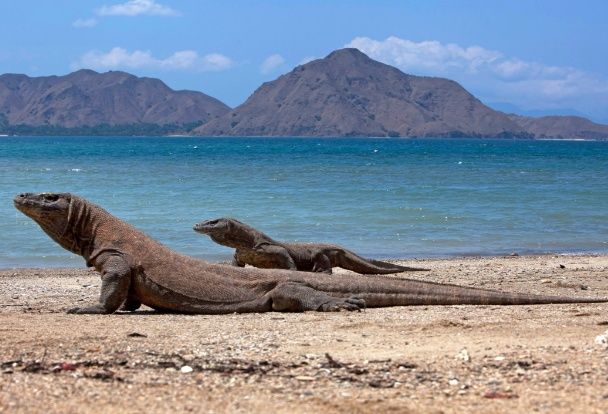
top-left (1, 254), bottom-right (608, 413)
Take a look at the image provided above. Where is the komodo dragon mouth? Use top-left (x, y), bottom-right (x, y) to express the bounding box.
top-left (193, 219), bottom-right (224, 233)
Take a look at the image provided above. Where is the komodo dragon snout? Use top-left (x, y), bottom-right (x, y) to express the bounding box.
top-left (193, 218), bottom-right (231, 235)
top-left (14, 192), bottom-right (71, 216)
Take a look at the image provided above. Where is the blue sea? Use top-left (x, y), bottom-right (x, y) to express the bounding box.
top-left (1, 136), bottom-right (607, 268)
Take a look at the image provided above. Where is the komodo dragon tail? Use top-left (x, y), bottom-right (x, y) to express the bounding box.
top-left (308, 274), bottom-right (608, 307)
top-left (337, 250), bottom-right (430, 274)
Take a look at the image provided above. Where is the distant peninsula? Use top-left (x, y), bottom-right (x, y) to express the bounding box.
top-left (0, 69), bottom-right (229, 136)
top-left (1, 48), bottom-right (607, 139)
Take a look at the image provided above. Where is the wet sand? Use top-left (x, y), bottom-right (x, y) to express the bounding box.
top-left (1, 254), bottom-right (608, 413)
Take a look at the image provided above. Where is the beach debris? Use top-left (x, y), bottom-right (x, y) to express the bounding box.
top-left (554, 280), bottom-right (588, 289)
top-left (456, 348), bottom-right (471, 363)
top-left (180, 365), bottom-right (193, 374)
top-left (559, 264), bottom-right (566, 269)
top-left (594, 330), bottom-right (608, 348)
top-left (483, 389), bottom-right (518, 399)
top-left (51, 362), bottom-right (77, 372)
top-left (85, 369), bottom-right (121, 382)
top-left (22, 361), bottom-right (45, 373)
top-left (295, 375), bottom-right (315, 381)
top-left (127, 332), bottom-right (147, 338)
top-left (324, 353), bottom-right (343, 368)
top-left (369, 379), bottom-right (396, 388)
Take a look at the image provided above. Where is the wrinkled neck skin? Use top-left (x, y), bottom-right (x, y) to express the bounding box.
top-left (40, 197), bottom-right (100, 264)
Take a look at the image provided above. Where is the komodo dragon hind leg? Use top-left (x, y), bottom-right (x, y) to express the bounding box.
top-left (255, 244), bottom-right (297, 270)
top-left (267, 282), bottom-right (365, 312)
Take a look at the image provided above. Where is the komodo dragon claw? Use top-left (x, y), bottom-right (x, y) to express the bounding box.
top-left (320, 297), bottom-right (366, 312)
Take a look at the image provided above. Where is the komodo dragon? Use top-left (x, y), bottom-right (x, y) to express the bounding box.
top-left (193, 217), bottom-right (429, 274)
top-left (14, 192), bottom-right (608, 315)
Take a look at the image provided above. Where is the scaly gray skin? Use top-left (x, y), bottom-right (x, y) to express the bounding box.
top-left (13, 192), bottom-right (608, 315)
top-left (194, 218), bottom-right (429, 274)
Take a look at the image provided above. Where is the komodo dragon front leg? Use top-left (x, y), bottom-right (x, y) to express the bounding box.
top-left (311, 253), bottom-right (332, 274)
top-left (267, 282), bottom-right (365, 312)
top-left (67, 255), bottom-right (132, 314)
top-left (120, 294), bottom-right (141, 312)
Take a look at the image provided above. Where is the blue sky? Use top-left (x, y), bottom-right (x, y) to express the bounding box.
top-left (2, 0), bottom-right (607, 122)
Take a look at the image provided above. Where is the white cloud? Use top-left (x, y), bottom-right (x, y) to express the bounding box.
top-left (96, 0), bottom-right (180, 17)
top-left (346, 36), bottom-right (608, 118)
top-left (260, 54), bottom-right (285, 74)
top-left (347, 36), bottom-right (501, 74)
top-left (201, 53), bottom-right (234, 71)
top-left (71, 47), bottom-right (233, 71)
top-left (72, 18), bottom-right (98, 28)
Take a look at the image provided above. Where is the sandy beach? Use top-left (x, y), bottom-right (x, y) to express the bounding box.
top-left (1, 254), bottom-right (608, 413)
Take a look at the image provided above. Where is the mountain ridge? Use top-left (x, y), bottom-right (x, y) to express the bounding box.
top-left (0, 69), bottom-right (230, 131)
top-left (194, 48), bottom-right (607, 139)
top-left (1, 49), bottom-right (607, 139)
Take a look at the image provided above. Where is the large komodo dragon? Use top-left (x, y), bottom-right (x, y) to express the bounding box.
top-left (14, 192), bottom-right (608, 315)
top-left (194, 217), bottom-right (428, 274)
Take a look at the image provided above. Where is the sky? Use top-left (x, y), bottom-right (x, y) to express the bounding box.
top-left (1, 0), bottom-right (607, 122)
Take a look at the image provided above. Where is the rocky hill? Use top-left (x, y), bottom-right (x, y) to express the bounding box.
top-left (195, 48), bottom-right (531, 138)
top-left (508, 115), bottom-right (608, 140)
top-left (194, 48), bottom-right (607, 139)
top-left (0, 70), bottom-right (229, 131)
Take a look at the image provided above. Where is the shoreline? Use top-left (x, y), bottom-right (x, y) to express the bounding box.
top-left (3, 251), bottom-right (608, 271)
top-left (3, 135), bottom-right (607, 141)
top-left (2, 253), bottom-right (608, 412)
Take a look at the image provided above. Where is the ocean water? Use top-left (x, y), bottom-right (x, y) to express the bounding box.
top-left (0, 136), bottom-right (607, 268)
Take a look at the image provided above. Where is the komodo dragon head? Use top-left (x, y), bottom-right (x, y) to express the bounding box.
top-left (14, 192), bottom-right (94, 256)
top-left (193, 218), bottom-right (261, 248)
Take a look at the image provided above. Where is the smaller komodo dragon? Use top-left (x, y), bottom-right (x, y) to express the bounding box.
top-left (14, 192), bottom-right (608, 315)
top-left (194, 217), bottom-right (429, 274)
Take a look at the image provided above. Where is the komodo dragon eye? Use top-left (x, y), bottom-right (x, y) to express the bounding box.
top-left (43, 194), bottom-right (60, 202)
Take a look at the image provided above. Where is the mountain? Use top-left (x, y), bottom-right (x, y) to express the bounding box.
top-left (0, 70), bottom-right (229, 130)
top-left (195, 48), bottom-right (608, 139)
top-left (2, 52), bottom-right (607, 139)
top-left (487, 101), bottom-right (592, 119)
top-left (194, 48), bottom-right (529, 138)
top-left (508, 115), bottom-right (608, 140)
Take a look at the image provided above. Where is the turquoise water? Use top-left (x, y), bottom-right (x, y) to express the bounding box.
top-left (1, 136), bottom-right (607, 268)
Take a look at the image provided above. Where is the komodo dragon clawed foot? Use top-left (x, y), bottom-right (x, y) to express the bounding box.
top-left (267, 282), bottom-right (365, 312)
top-left (67, 304), bottom-right (112, 314)
top-left (319, 297), bottom-right (366, 312)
